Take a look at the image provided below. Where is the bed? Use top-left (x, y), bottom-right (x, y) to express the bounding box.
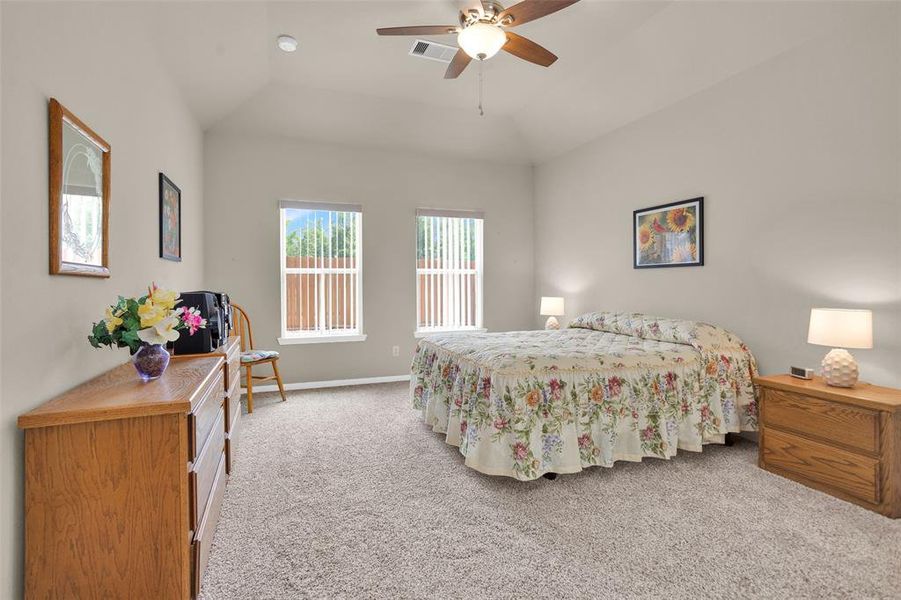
top-left (410, 311), bottom-right (758, 480)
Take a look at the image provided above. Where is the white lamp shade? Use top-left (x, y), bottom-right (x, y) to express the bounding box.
top-left (807, 308), bottom-right (873, 349)
top-left (457, 23), bottom-right (507, 60)
top-left (540, 297), bottom-right (565, 316)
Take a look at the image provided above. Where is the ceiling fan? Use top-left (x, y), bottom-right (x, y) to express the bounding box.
top-left (377, 0), bottom-right (580, 79)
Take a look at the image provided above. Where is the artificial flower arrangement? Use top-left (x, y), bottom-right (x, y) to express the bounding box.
top-left (88, 283), bottom-right (206, 380)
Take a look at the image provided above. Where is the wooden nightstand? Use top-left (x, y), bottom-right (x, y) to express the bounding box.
top-left (755, 374), bottom-right (901, 518)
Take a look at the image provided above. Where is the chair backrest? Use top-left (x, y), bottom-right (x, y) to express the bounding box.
top-left (230, 303), bottom-right (254, 352)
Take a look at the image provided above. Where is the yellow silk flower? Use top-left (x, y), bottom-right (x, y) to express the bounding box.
top-left (104, 306), bottom-right (124, 334)
top-left (150, 287), bottom-right (180, 310)
top-left (138, 299), bottom-right (167, 327)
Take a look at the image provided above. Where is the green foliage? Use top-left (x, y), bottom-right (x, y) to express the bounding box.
top-left (87, 293), bottom-right (149, 355)
top-left (88, 321), bottom-right (108, 349)
top-left (416, 216), bottom-right (477, 261)
top-left (285, 230), bottom-right (301, 257)
top-left (285, 214), bottom-right (357, 258)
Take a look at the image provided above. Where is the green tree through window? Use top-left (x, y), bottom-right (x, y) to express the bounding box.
top-left (285, 212), bottom-right (356, 258)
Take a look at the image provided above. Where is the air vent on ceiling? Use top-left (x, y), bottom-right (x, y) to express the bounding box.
top-left (409, 39), bottom-right (458, 64)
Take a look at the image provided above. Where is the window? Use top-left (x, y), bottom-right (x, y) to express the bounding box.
top-left (279, 200), bottom-right (364, 344)
top-left (416, 209), bottom-right (484, 335)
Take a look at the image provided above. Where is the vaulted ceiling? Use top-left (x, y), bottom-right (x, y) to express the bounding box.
top-left (144, 1), bottom-right (867, 164)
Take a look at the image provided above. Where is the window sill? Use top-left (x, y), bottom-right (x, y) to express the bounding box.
top-left (414, 328), bottom-right (487, 339)
top-left (278, 334), bottom-right (368, 345)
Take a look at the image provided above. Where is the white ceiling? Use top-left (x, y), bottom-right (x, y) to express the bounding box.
top-left (144, 1), bottom-right (868, 164)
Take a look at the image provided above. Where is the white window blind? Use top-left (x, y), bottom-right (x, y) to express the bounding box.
top-left (279, 200), bottom-right (363, 342)
top-left (416, 209), bottom-right (484, 334)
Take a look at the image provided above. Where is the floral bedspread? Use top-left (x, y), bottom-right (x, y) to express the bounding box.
top-left (410, 312), bottom-right (758, 480)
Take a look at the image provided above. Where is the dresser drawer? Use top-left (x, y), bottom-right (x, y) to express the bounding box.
top-left (226, 361), bottom-right (241, 399)
top-left (191, 453), bottom-right (227, 599)
top-left (189, 410), bottom-right (226, 534)
top-left (225, 381), bottom-right (241, 432)
top-left (188, 369), bottom-right (224, 460)
top-left (762, 428), bottom-right (880, 504)
top-left (226, 406), bottom-right (242, 474)
top-left (224, 338), bottom-right (241, 391)
top-left (762, 388), bottom-right (879, 454)
top-left (225, 353), bottom-right (241, 393)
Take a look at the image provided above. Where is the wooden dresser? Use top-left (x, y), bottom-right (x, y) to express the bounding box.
top-left (18, 338), bottom-right (243, 599)
top-left (756, 374), bottom-right (901, 518)
top-left (172, 336), bottom-right (243, 475)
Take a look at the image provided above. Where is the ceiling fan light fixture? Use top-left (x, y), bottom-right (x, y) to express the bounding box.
top-left (457, 22), bottom-right (506, 60)
top-left (276, 35), bottom-right (298, 53)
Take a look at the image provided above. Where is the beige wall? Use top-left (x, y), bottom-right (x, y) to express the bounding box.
top-left (203, 132), bottom-right (534, 384)
top-left (1, 1), bottom-right (900, 596)
top-left (0, 3), bottom-right (5, 596)
top-left (0, 3), bottom-right (205, 596)
top-left (534, 7), bottom-right (901, 388)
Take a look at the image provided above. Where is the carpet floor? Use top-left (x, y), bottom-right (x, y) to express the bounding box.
top-left (201, 382), bottom-right (901, 599)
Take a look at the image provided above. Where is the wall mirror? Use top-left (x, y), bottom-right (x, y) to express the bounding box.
top-left (49, 98), bottom-right (111, 277)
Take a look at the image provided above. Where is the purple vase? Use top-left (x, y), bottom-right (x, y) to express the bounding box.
top-left (132, 343), bottom-right (170, 381)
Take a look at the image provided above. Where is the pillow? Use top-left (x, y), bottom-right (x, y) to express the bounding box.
top-left (568, 311), bottom-right (752, 357)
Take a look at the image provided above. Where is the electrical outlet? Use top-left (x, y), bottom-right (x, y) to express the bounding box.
top-left (392, 345), bottom-right (400, 357)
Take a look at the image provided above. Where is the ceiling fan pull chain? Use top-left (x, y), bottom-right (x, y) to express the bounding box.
top-left (478, 60), bottom-right (484, 117)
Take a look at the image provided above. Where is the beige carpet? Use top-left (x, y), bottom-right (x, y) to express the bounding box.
top-left (200, 382), bottom-right (901, 599)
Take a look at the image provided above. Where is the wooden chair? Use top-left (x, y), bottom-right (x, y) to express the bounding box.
top-left (231, 302), bottom-right (287, 413)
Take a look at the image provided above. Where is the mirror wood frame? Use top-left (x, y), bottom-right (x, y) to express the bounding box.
top-left (49, 98), bottom-right (111, 277)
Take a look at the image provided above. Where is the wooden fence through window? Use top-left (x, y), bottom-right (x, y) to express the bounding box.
top-left (284, 257), bottom-right (479, 331)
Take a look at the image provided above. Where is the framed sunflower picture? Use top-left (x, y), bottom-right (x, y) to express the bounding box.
top-left (633, 197), bottom-right (703, 268)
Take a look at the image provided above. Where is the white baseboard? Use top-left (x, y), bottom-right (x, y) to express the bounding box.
top-left (241, 374), bottom-right (410, 394)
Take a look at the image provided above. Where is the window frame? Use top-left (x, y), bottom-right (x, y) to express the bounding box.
top-left (414, 208), bottom-right (485, 337)
top-left (278, 200), bottom-right (366, 345)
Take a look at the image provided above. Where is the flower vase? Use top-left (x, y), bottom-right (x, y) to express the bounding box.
top-left (132, 343), bottom-right (170, 381)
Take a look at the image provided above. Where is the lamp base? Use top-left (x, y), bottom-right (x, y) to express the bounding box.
top-left (544, 316), bottom-right (560, 330)
top-left (821, 348), bottom-right (859, 388)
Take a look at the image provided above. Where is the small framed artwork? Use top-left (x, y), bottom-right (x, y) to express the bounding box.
top-left (49, 98), bottom-right (111, 277)
top-left (159, 173), bottom-right (181, 261)
top-left (633, 197), bottom-right (704, 268)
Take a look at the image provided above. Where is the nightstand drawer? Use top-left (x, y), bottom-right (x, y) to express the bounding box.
top-left (762, 388), bottom-right (879, 454)
top-left (762, 428), bottom-right (880, 504)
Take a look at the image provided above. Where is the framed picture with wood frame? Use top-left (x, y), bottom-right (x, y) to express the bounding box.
top-left (633, 197), bottom-right (704, 269)
top-left (159, 173), bottom-right (181, 261)
top-left (49, 98), bottom-right (111, 277)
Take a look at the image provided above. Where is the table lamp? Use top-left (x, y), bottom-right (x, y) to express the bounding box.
top-left (540, 297), bottom-right (565, 330)
top-left (807, 308), bottom-right (873, 387)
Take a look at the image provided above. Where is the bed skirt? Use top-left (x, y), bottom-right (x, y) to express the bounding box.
top-left (410, 317), bottom-right (758, 481)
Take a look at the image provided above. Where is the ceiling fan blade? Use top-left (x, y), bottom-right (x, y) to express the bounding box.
top-left (499, 0), bottom-right (580, 27)
top-left (376, 25), bottom-right (457, 36)
top-left (444, 48), bottom-right (472, 79)
top-left (502, 32), bottom-right (557, 67)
